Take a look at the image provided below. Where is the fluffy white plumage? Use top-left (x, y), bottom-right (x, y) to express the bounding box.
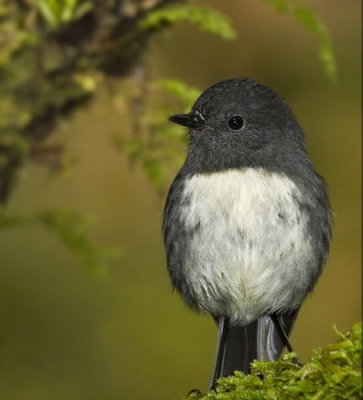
top-left (177, 168), bottom-right (314, 325)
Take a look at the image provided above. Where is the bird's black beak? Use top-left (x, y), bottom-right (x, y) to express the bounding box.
top-left (169, 111), bottom-right (205, 128)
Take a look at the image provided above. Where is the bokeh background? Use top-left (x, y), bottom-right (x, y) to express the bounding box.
top-left (0, 0), bottom-right (361, 399)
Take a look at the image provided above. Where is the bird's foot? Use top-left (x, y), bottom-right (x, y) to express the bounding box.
top-left (186, 389), bottom-right (203, 398)
top-left (291, 356), bottom-right (304, 367)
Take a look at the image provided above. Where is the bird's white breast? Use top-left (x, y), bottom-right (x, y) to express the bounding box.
top-left (178, 168), bottom-right (314, 325)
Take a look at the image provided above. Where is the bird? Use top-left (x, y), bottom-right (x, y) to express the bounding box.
top-left (162, 78), bottom-right (332, 390)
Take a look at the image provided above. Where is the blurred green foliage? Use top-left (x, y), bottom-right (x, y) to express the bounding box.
top-left (0, 0), bottom-right (336, 269)
top-left (188, 323), bottom-right (362, 400)
top-left (113, 78), bottom-right (201, 190)
top-left (35, 0), bottom-right (93, 29)
top-left (0, 208), bottom-right (120, 273)
top-left (139, 4), bottom-right (236, 40)
top-left (0, 0), bottom-right (235, 268)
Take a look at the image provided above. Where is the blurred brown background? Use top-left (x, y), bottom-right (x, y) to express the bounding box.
top-left (0, 0), bottom-right (361, 399)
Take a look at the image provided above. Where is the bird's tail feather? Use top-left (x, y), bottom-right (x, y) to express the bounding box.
top-left (210, 310), bottom-right (299, 389)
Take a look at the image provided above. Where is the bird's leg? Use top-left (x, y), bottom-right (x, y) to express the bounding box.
top-left (270, 313), bottom-right (293, 352)
top-left (209, 317), bottom-right (230, 391)
top-left (270, 313), bottom-right (303, 367)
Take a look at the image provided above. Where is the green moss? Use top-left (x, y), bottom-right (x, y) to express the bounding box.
top-left (187, 323), bottom-right (362, 400)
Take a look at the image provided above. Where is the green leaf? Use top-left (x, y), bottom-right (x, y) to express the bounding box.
top-left (34, 0), bottom-right (58, 28)
top-left (139, 4), bottom-right (237, 40)
top-left (261, 0), bottom-right (337, 82)
top-left (34, 0), bottom-right (92, 29)
top-left (0, 209), bottom-right (121, 273)
top-left (0, 212), bottom-right (31, 229)
top-left (159, 79), bottom-right (201, 110)
top-left (37, 209), bottom-right (121, 273)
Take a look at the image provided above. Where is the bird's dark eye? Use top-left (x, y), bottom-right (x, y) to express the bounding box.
top-left (228, 116), bottom-right (244, 130)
